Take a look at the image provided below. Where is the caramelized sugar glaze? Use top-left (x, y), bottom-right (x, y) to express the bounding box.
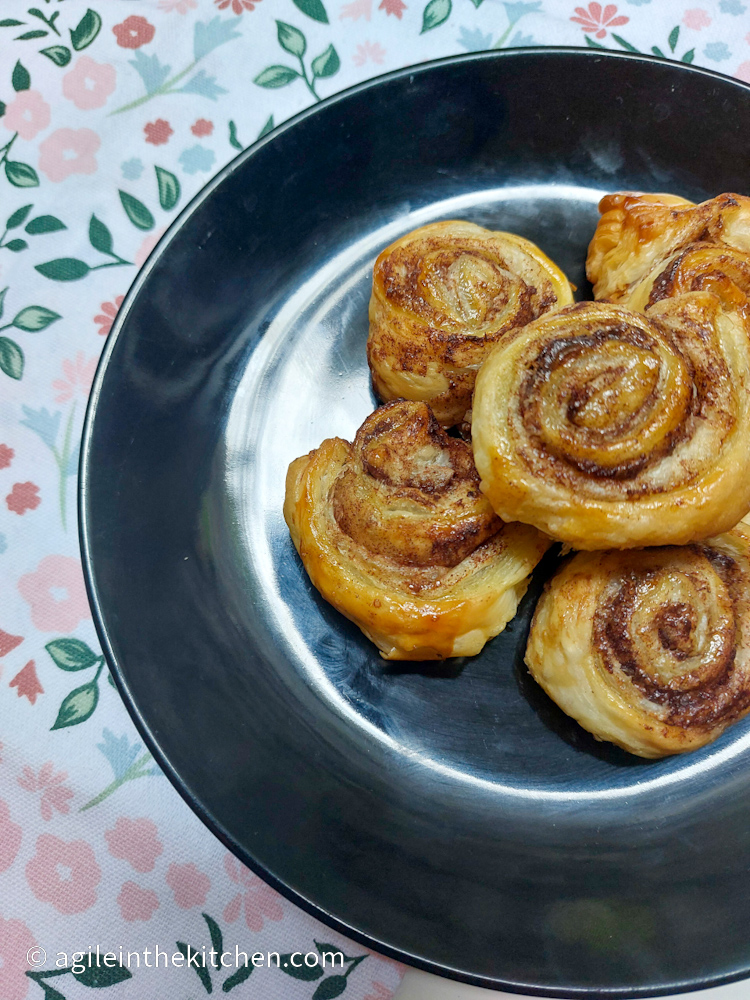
top-left (368, 220), bottom-right (573, 426)
top-left (284, 400), bottom-right (550, 660)
top-left (526, 525), bottom-right (750, 757)
top-left (471, 295), bottom-right (750, 549)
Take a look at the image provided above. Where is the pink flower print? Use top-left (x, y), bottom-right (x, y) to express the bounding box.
top-left (166, 862), bottom-right (211, 908)
top-left (9, 661), bottom-right (43, 705)
top-left (215, 0), bottom-right (262, 12)
top-left (144, 119), bottom-right (173, 146)
top-left (18, 555), bottom-right (91, 632)
top-left (105, 817), bottom-right (163, 872)
top-left (62, 57), bottom-right (117, 111)
top-left (0, 628), bottom-right (23, 657)
top-left (118, 881), bottom-right (160, 921)
top-left (158, 0), bottom-right (198, 11)
top-left (0, 444), bottom-right (14, 469)
top-left (134, 226), bottom-right (167, 268)
top-left (38, 128), bottom-right (100, 182)
top-left (6, 482), bottom-right (40, 515)
top-left (0, 800), bottom-right (23, 872)
top-left (363, 983), bottom-right (393, 1000)
top-left (737, 61), bottom-right (750, 83)
top-left (683, 8), bottom-right (711, 29)
top-left (570, 3), bottom-right (628, 38)
top-left (52, 352), bottom-right (98, 403)
top-left (223, 853), bottom-right (283, 931)
top-left (341, 0), bottom-right (372, 19)
top-left (113, 16), bottom-right (156, 49)
top-left (0, 917), bottom-right (37, 1000)
top-left (354, 41), bottom-right (386, 66)
top-left (191, 118), bottom-right (214, 137)
top-left (17, 763), bottom-right (74, 822)
top-left (26, 834), bottom-right (101, 914)
top-left (95, 295), bottom-right (124, 336)
top-left (2, 90), bottom-right (51, 141)
top-left (379, 0), bottom-right (406, 16)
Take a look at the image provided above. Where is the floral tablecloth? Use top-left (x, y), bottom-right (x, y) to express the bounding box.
top-left (1, 2), bottom-right (749, 999)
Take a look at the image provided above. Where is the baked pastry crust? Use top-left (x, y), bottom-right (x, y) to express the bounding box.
top-left (586, 191), bottom-right (750, 303)
top-left (284, 400), bottom-right (550, 660)
top-left (471, 294), bottom-right (750, 549)
top-left (525, 532), bottom-right (750, 758)
top-left (367, 220), bottom-right (573, 426)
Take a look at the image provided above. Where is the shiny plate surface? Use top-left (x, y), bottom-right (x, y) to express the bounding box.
top-left (81, 50), bottom-right (750, 997)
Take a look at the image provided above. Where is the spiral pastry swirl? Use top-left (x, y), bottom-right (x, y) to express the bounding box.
top-left (624, 242), bottom-right (750, 321)
top-left (284, 400), bottom-right (550, 660)
top-left (525, 531), bottom-right (750, 757)
top-left (367, 220), bottom-right (574, 426)
top-left (586, 192), bottom-right (750, 304)
top-left (471, 294), bottom-right (750, 549)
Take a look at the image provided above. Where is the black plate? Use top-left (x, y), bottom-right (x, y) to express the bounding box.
top-left (80, 50), bottom-right (750, 998)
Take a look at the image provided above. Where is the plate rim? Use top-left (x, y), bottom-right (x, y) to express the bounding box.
top-left (79, 47), bottom-right (750, 998)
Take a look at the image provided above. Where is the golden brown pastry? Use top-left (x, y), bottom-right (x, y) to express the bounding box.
top-left (525, 531), bottom-right (750, 758)
top-left (367, 220), bottom-right (574, 426)
top-left (624, 242), bottom-right (750, 319)
top-left (471, 294), bottom-right (750, 549)
top-left (284, 400), bottom-right (550, 660)
top-left (586, 191), bottom-right (750, 303)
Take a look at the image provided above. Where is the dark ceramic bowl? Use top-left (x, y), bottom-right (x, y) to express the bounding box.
top-left (80, 49), bottom-right (750, 998)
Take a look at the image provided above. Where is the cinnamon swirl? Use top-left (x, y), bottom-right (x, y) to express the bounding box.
top-left (367, 220), bottom-right (574, 426)
top-left (525, 532), bottom-right (750, 757)
top-left (284, 400), bottom-right (550, 660)
top-left (471, 294), bottom-right (750, 549)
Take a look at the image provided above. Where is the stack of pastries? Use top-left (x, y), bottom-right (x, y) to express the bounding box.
top-left (284, 196), bottom-right (750, 758)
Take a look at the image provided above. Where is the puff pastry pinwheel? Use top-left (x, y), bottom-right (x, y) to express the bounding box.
top-left (367, 220), bottom-right (574, 427)
top-left (284, 400), bottom-right (550, 660)
top-left (586, 191), bottom-right (750, 304)
top-left (525, 531), bottom-right (750, 758)
top-left (471, 294), bottom-right (750, 549)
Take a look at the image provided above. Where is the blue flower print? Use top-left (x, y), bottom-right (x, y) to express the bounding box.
top-left (121, 157), bottom-right (143, 180)
top-left (179, 145), bottom-right (216, 175)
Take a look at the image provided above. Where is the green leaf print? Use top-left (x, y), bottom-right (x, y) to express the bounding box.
top-left (119, 190), bottom-right (155, 231)
top-left (258, 114), bottom-right (275, 139)
top-left (228, 120), bottom-right (243, 150)
top-left (279, 955), bottom-right (324, 980)
top-left (89, 214), bottom-right (113, 254)
top-left (25, 215), bottom-right (66, 234)
top-left (254, 65), bottom-right (300, 88)
top-left (682, 48), bottom-right (695, 63)
top-left (155, 166), bottom-right (181, 211)
top-left (0, 19), bottom-right (24, 27)
top-left (611, 33), bottom-right (638, 52)
top-left (70, 8), bottom-right (101, 51)
top-left (41, 45), bottom-right (72, 67)
top-left (292, 0), bottom-right (330, 22)
top-left (221, 965), bottom-right (254, 991)
top-left (17, 30), bottom-right (48, 40)
top-left (71, 961), bottom-right (132, 988)
top-left (5, 161), bottom-right (39, 187)
top-left (176, 942), bottom-right (212, 993)
top-left (203, 914), bottom-right (223, 968)
top-left (46, 638), bottom-right (100, 670)
top-left (51, 680), bottom-right (100, 730)
top-left (668, 25), bottom-right (679, 52)
top-left (277, 20), bottom-right (307, 57)
top-left (11, 306), bottom-right (60, 331)
top-left (4, 239), bottom-right (27, 252)
top-left (311, 44), bottom-right (340, 79)
top-left (313, 976), bottom-right (348, 999)
top-left (36, 258), bottom-right (91, 280)
top-left (12, 60), bottom-right (30, 91)
top-left (421, 0), bottom-right (452, 33)
top-left (0, 337), bottom-right (23, 379)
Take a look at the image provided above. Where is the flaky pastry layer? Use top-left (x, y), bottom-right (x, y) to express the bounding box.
top-left (586, 191), bottom-right (750, 303)
top-left (526, 533), bottom-right (750, 757)
top-left (284, 401), bottom-right (550, 660)
top-left (367, 220), bottom-right (573, 426)
top-left (471, 295), bottom-right (750, 549)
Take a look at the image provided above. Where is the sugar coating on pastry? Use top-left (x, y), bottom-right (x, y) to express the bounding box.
top-left (367, 220), bottom-right (573, 426)
top-left (586, 191), bottom-right (750, 303)
top-left (525, 533), bottom-right (750, 758)
top-left (471, 294), bottom-right (750, 549)
top-left (284, 400), bottom-right (550, 660)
